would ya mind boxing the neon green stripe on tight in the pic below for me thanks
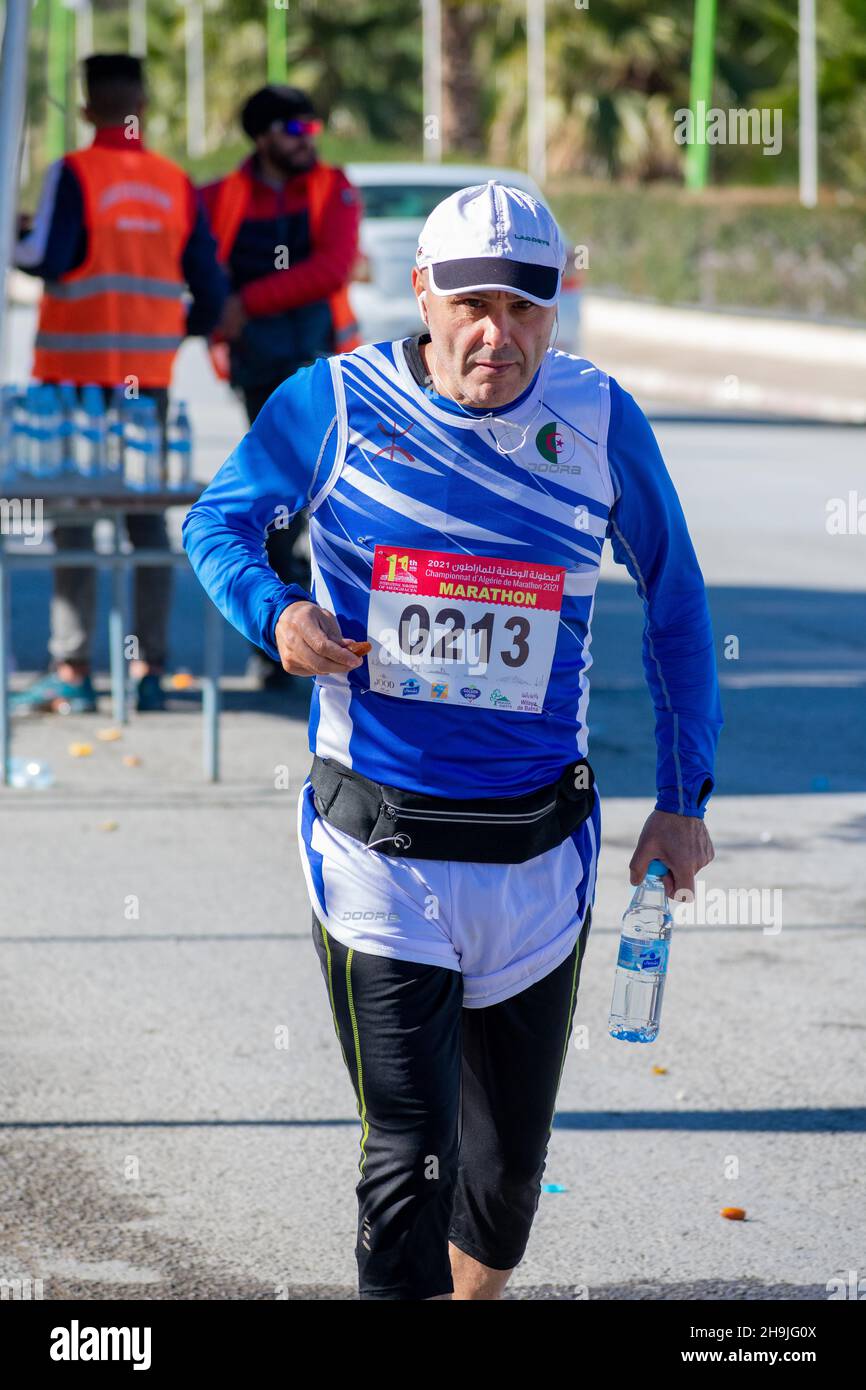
[548,934,583,1140]
[345,949,370,1176]
[320,920,351,1075]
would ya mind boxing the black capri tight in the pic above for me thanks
[311,904,592,1299]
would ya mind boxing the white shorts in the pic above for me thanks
[296,778,601,1009]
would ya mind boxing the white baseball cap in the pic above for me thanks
[415,179,567,307]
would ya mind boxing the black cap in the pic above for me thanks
[83,53,145,91]
[241,85,316,139]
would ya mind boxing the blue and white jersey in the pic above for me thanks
[182,338,723,817]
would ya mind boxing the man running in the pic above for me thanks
[182,180,723,1301]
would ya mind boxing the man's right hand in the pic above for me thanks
[274,601,364,677]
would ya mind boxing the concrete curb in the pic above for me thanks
[584,294,866,368]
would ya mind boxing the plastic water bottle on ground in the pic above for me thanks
[8,757,55,789]
[166,399,193,490]
[609,859,673,1044]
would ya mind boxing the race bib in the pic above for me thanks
[365,545,565,714]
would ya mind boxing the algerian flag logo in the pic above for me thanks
[535,421,575,464]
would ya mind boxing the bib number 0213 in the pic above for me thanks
[390,603,530,669]
[365,544,565,713]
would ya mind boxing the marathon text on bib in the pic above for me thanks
[366,545,565,714]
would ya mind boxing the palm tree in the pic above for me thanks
[440,0,489,156]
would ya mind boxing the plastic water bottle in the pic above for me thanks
[140,396,163,489]
[124,399,144,489]
[0,384,17,479]
[77,383,107,477]
[7,757,55,790]
[25,386,52,478]
[41,384,64,477]
[166,399,192,490]
[124,397,160,489]
[10,389,30,474]
[106,386,126,478]
[24,385,44,475]
[609,859,673,1043]
[58,382,78,474]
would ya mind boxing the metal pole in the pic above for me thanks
[184,0,206,159]
[798,0,818,208]
[46,0,73,162]
[109,516,128,725]
[0,0,32,378]
[0,538,10,785]
[684,0,717,191]
[129,0,147,57]
[202,597,221,782]
[73,0,93,147]
[526,0,546,186]
[267,2,288,85]
[421,0,442,163]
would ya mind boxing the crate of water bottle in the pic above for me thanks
[0,382,193,492]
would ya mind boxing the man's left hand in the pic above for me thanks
[629,809,714,904]
[217,293,248,342]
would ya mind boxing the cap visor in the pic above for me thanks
[427,256,559,306]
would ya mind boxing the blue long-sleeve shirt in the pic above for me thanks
[182,339,723,816]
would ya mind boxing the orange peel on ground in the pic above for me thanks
[721,1207,747,1220]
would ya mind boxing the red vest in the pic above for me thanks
[208,161,362,378]
[33,145,191,387]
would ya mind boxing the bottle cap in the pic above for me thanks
[647,859,669,877]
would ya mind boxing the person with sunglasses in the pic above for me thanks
[200,85,362,689]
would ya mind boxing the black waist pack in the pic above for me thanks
[308,753,595,864]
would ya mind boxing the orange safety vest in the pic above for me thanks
[33,145,191,388]
[207,160,361,379]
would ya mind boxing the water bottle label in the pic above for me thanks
[616,935,669,975]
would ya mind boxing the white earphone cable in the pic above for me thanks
[421,300,559,456]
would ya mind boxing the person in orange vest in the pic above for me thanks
[201,85,361,689]
[13,53,226,714]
